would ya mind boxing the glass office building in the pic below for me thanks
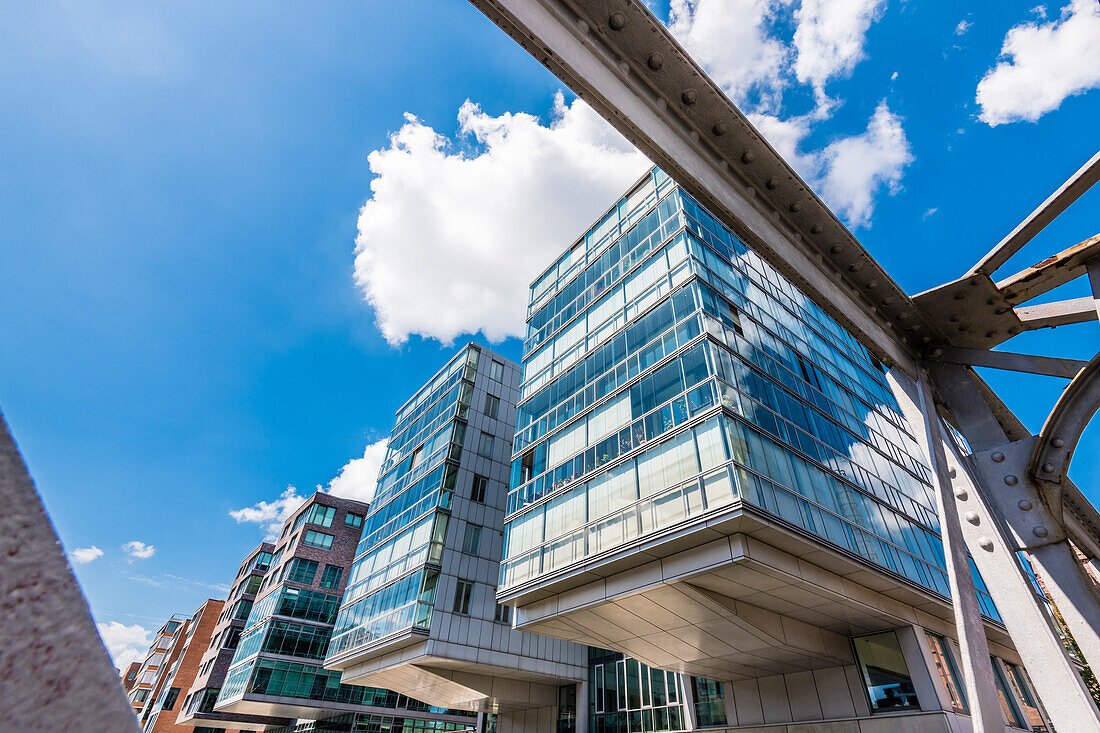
[497,169,1041,731]
[325,345,586,721]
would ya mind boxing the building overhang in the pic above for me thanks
[500,504,1009,680]
[175,709,290,732]
[214,694,477,727]
[325,626,429,673]
[335,639,586,713]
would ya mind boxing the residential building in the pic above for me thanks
[324,344,587,730]
[177,542,288,731]
[123,661,142,693]
[199,491,478,732]
[141,598,224,733]
[497,168,1052,731]
[128,616,190,719]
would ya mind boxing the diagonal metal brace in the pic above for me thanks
[1031,351,1100,486]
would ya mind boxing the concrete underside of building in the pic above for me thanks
[332,638,581,712]
[501,504,1011,682]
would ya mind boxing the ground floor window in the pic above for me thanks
[853,631,920,712]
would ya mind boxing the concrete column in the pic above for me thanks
[576,679,588,733]
[896,625,952,713]
[679,672,698,730]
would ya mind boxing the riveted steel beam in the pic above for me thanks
[996,233,1100,305]
[1031,352,1100,487]
[1015,296,1098,330]
[466,0,929,373]
[970,150,1100,277]
[930,344,1087,379]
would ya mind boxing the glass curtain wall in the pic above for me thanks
[502,168,999,620]
[588,649,687,733]
[328,347,480,659]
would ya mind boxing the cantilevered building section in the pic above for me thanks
[500,169,1050,731]
[325,344,587,725]
[129,615,190,720]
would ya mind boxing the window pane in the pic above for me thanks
[852,631,919,711]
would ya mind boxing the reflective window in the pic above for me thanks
[485,394,500,420]
[589,650,685,733]
[691,677,727,727]
[453,580,473,615]
[283,558,318,585]
[925,632,966,712]
[494,603,512,625]
[303,530,333,550]
[345,512,364,528]
[1003,661,1048,732]
[319,564,343,590]
[992,658,1026,728]
[489,360,505,382]
[462,525,482,556]
[478,432,495,459]
[470,475,487,503]
[853,631,920,712]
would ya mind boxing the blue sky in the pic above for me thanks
[0,0,1097,665]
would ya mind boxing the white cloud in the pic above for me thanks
[326,439,388,504]
[955,19,973,35]
[923,207,938,219]
[70,545,104,565]
[121,540,155,560]
[668,0,792,108]
[793,0,888,104]
[817,101,912,228]
[97,621,152,668]
[228,485,306,540]
[977,0,1100,125]
[353,94,648,346]
[750,102,911,229]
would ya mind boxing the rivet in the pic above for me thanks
[931,348,944,358]
[713,121,728,136]
[647,53,664,71]
[949,469,957,480]
[656,98,667,111]
[922,336,932,343]
[577,18,590,34]
[985,330,997,338]
[978,536,994,551]
[995,306,1009,315]
[745,186,755,197]
[949,315,960,323]
[830,244,845,254]
[954,487,968,500]
[898,312,910,320]
[991,452,1005,463]
[608,11,626,30]
[766,177,779,190]
[790,201,804,213]
[958,324,969,332]
[954,292,966,300]
[741,150,756,163]
[882,297,894,306]
[1040,463,1055,475]
[848,262,863,272]
[681,89,698,105]
[810,224,824,234]
[1004,475,1018,486]
[965,511,980,525]
[866,281,879,290]
[689,130,699,142]
[1051,437,1065,448]
[618,60,630,74]
[1018,499,1033,511]
[969,277,981,286]
[1033,525,1049,539]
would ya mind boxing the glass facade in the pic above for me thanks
[852,631,919,712]
[588,649,687,733]
[328,346,483,660]
[502,168,999,620]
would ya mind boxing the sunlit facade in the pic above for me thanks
[325,345,586,726]
[498,169,1046,731]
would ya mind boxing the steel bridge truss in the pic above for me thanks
[464,0,1100,729]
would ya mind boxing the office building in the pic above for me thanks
[324,344,587,731]
[140,599,224,733]
[497,168,1050,731]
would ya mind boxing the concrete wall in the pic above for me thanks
[0,409,141,731]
